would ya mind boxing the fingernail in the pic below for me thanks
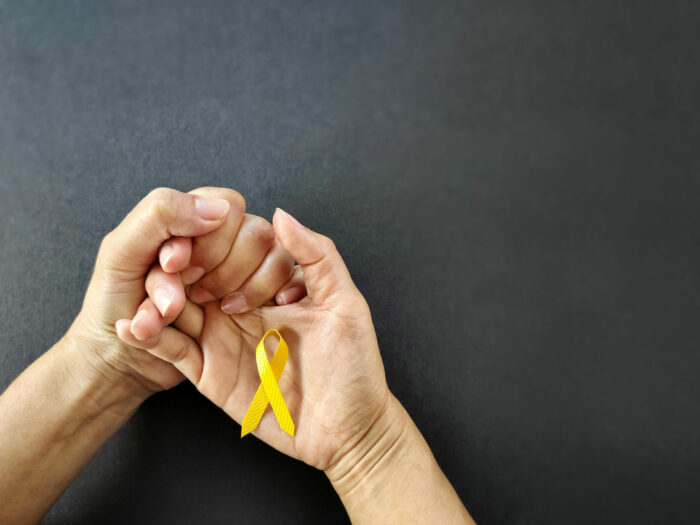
[160,242,175,268]
[189,285,215,303]
[196,197,230,220]
[153,286,175,316]
[132,309,148,325]
[276,286,301,306]
[276,207,303,228]
[181,265,206,285]
[221,292,248,314]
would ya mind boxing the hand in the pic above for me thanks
[72,186,296,399]
[68,187,236,401]
[0,186,303,524]
[115,204,473,524]
[1,187,470,524]
[117,185,306,358]
[117,208,393,471]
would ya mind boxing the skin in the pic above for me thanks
[124,187,305,344]
[0,187,292,523]
[0,188,473,524]
[122,207,474,524]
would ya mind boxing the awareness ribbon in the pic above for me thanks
[240,329,295,438]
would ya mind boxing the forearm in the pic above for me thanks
[326,395,474,524]
[0,332,147,524]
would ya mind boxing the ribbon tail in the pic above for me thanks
[260,369,295,437]
[240,383,268,437]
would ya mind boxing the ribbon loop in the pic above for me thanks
[241,329,295,437]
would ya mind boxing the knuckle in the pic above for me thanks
[198,264,230,292]
[169,338,191,365]
[240,215,275,248]
[145,187,175,221]
[202,270,226,292]
[222,190,246,224]
[144,265,162,290]
[228,190,246,213]
[146,186,172,202]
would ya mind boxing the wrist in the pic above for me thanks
[325,395,474,524]
[325,393,411,498]
[59,320,151,418]
[0,328,146,524]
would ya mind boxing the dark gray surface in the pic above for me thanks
[1,1,699,523]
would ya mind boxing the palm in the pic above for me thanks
[192,297,389,469]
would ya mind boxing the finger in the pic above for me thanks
[159,236,192,273]
[173,299,205,341]
[116,319,203,385]
[98,187,230,278]
[274,265,307,305]
[220,239,295,314]
[189,214,275,303]
[272,208,357,304]
[128,298,164,341]
[145,264,186,319]
[180,187,247,285]
[129,265,188,341]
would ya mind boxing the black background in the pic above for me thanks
[1,1,699,523]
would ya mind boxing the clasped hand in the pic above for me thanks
[75,187,392,473]
[0,186,472,524]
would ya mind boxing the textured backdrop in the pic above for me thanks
[1,1,699,523]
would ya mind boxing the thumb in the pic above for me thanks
[272,208,356,304]
[98,187,229,278]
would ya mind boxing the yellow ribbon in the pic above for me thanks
[240,329,295,438]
